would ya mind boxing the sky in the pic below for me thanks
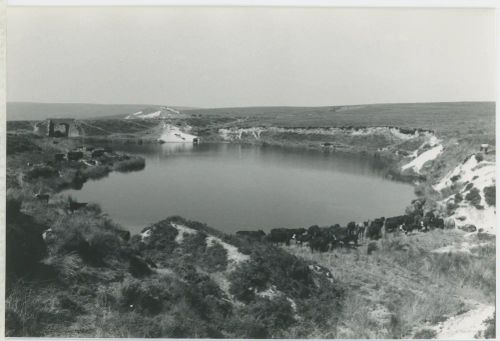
[6,7,496,107]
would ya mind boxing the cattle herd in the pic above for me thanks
[236,211,446,253]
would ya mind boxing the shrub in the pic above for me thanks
[484,185,495,206]
[413,328,437,339]
[454,192,463,203]
[81,165,110,180]
[465,187,482,208]
[247,296,296,330]
[113,157,145,172]
[483,313,495,339]
[203,241,228,272]
[25,165,59,179]
[450,175,461,182]
[475,153,484,162]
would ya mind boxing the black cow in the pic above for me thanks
[366,217,385,240]
[385,215,411,233]
[432,218,445,229]
[292,231,311,246]
[330,223,360,248]
[236,230,266,241]
[309,231,331,252]
[308,225,321,238]
[266,228,292,245]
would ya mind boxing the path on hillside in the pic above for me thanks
[433,300,494,339]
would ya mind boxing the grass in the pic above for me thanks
[285,229,495,338]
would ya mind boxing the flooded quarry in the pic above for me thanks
[64,143,415,234]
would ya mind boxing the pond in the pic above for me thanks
[64,143,415,234]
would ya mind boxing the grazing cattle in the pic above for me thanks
[68,201,88,212]
[480,144,489,154]
[293,231,311,246]
[366,217,385,240]
[357,222,366,242]
[432,218,445,229]
[307,225,321,238]
[236,230,266,241]
[34,193,50,203]
[309,231,331,253]
[266,228,292,245]
[385,215,411,233]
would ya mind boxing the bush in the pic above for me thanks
[203,241,228,272]
[81,165,110,180]
[465,187,482,208]
[475,153,484,162]
[413,328,437,339]
[48,211,124,266]
[450,175,461,182]
[25,165,59,179]
[484,185,495,206]
[483,312,495,339]
[454,192,463,203]
[112,157,145,172]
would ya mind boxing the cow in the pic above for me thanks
[266,228,292,245]
[366,217,385,240]
[307,225,321,238]
[422,212,435,232]
[236,230,266,241]
[385,215,411,233]
[432,218,445,229]
[292,231,311,246]
[309,230,331,253]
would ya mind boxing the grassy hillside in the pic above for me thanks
[185,102,495,137]
[286,229,495,338]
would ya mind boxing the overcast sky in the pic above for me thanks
[6,7,496,107]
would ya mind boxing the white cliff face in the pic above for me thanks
[401,144,443,173]
[434,155,496,233]
[218,126,425,141]
[125,107,184,120]
[158,123,198,143]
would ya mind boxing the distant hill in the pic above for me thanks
[184,101,495,136]
[6,102,196,121]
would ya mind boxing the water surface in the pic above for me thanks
[64,143,415,234]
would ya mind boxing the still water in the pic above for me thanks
[64,143,415,234]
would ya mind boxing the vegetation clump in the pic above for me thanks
[465,187,482,208]
[112,157,145,172]
[483,185,495,206]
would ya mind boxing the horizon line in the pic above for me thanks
[7,99,496,110]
